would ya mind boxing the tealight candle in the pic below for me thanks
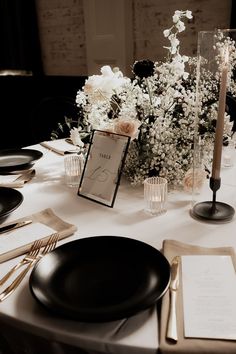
[222,140,235,167]
[144,177,167,216]
[64,155,84,188]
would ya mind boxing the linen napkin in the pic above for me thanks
[0,169,35,188]
[0,208,77,263]
[40,139,79,156]
[159,239,236,354]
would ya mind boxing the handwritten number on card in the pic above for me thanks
[78,130,130,207]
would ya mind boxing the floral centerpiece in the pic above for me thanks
[52,10,236,189]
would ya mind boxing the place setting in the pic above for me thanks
[28,235,171,323]
[0,213,171,326]
[2,227,236,354]
[0,148,43,199]
[0,208,77,263]
[0,169,35,188]
[159,239,236,354]
[0,148,43,173]
[0,208,78,302]
[0,233,59,302]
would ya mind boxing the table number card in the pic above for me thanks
[78,130,130,207]
[182,255,236,340]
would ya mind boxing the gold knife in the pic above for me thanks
[166,256,180,342]
[0,220,32,234]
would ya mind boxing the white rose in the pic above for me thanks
[84,65,128,101]
[70,127,84,147]
[100,65,114,76]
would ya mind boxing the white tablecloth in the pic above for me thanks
[0,142,236,354]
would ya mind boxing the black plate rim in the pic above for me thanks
[29,235,170,322]
[0,187,24,218]
[0,148,43,172]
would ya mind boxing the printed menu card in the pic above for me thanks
[182,255,236,340]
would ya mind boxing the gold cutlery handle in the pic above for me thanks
[0,220,32,235]
[166,289,178,342]
[0,238,42,285]
[0,233,59,302]
[0,182,24,188]
[0,260,28,286]
[0,259,37,302]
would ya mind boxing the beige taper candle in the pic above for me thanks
[211,49,229,180]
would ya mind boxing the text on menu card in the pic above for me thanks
[182,255,236,340]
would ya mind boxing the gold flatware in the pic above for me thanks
[166,256,180,342]
[39,233,59,257]
[0,233,59,302]
[65,138,73,145]
[0,220,32,235]
[0,169,35,188]
[0,239,43,286]
[64,150,80,155]
[14,169,35,183]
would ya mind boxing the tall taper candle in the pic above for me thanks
[211,49,229,180]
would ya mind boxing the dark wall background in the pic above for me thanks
[231,0,236,28]
[0,76,86,149]
[0,0,86,150]
[0,0,42,74]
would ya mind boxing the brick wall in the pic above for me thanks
[133,0,232,61]
[36,0,232,75]
[36,0,87,75]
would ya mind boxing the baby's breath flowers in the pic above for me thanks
[163,10,193,56]
[54,10,236,188]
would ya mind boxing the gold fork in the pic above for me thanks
[39,233,59,258]
[0,239,43,286]
[0,233,59,302]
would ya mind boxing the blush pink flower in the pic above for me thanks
[113,118,140,140]
[183,168,207,193]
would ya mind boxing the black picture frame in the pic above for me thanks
[78,130,130,207]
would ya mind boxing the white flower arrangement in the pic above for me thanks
[52,10,236,188]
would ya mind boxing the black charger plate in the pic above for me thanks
[29,236,170,322]
[0,187,23,219]
[0,149,43,173]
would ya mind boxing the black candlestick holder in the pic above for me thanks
[191,177,235,222]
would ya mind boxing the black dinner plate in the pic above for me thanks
[0,149,43,173]
[0,187,23,219]
[29,236,170,322]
